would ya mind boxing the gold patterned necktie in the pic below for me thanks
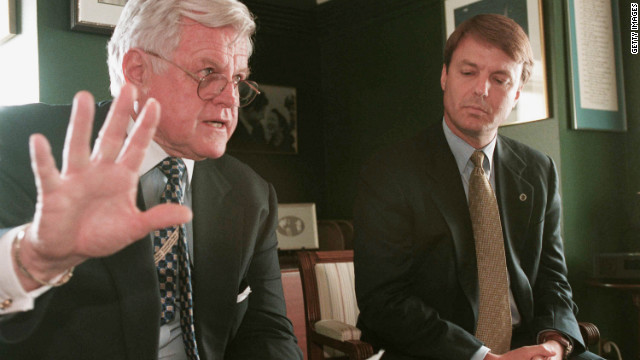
[468,150,512,354]
[153,157,200,359]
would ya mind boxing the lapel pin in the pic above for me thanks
[519,193,527,201]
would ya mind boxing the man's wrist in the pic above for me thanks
[12,224,74,290]
[538,331,573,359]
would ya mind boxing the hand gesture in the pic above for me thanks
[16,84,192,291]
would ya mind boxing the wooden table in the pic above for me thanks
[588,280,640,359]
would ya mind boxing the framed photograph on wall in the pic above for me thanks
[566,0,626,131]
[228,84,298,154]
[276,203,319,250]
[71,0,125,35]
[443,0,549,126]
[1,0,16,44]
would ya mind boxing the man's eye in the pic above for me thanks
[199,67,216,77]
[232,74,244,84]
[494,77,509,85]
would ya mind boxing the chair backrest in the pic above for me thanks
[297,250,359,358]
[317,220,346,250]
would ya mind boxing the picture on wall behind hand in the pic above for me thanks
[228,84,298,154]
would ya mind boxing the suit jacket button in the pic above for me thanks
[519,193,527,201]
[0,299,13,310]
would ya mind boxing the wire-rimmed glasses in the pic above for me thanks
[143,51,260,108]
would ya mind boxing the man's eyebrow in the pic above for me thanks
[459,60,478,68]
[237,67,251,76]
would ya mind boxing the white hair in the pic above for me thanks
[107,0,256,97]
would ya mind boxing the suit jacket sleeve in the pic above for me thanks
[0,104,70,339]
[224,183,303,360]
[354,153,482,360]
[527,156,584,351]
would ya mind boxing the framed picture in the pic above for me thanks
[70,0,125,35]
[566,0,627,131]
[228,84,298,154]
[443,0,549,126]
[0,0,16,44]
[276,203,319,251]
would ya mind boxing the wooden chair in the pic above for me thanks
[297,250,601,360]
[317,220,346,251]
[297,250,373,360]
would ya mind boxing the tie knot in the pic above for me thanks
[471,150,485,169]
[159,157,186,180]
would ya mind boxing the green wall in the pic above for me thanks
[37,0,111,103]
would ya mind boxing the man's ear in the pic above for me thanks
[440,64,448,91]
[122,49,149,89]
[512,84,522,108]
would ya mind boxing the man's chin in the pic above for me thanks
[199,144,228,160]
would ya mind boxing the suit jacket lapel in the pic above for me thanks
[494,137,535,318]
[421,126,479,318]
[100,185,160,359]
[191,159,241,355]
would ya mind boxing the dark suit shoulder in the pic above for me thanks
[362,128,431,174]
[497,134,556,173]
[195,153,272,205]
[0,102,111,162]
[212,154,268,185]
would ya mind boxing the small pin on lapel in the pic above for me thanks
[519,193,527,201]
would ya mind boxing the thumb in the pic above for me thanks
[140,203,193,233]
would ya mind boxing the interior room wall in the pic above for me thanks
[37,0,111,103]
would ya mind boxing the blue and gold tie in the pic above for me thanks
[153,157,200,359]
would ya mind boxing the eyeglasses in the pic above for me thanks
[143,51,260,108]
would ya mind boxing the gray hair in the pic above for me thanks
[107,0,256,97]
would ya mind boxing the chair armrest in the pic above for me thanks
[309,330,374,360]
[314,319,362,341]
[578,322,600,346]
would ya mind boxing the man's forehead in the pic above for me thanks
[178,21,251,56]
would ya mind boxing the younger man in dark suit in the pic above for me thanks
[354,14,602,360]
[0,0,302,359]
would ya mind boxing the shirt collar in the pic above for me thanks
[442,118,497,176]
[128,120,195,183]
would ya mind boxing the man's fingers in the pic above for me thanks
[30,134,61,194]
[62,91,95,174]
[91,84,139,163]
[117,98,161,170]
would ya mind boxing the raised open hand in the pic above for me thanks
[17,84,192,290]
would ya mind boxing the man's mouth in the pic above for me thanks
[204,120,225,128]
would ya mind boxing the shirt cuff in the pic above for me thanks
[537,329,573,346]
[471,346,490,360]
[0,226,53,315]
